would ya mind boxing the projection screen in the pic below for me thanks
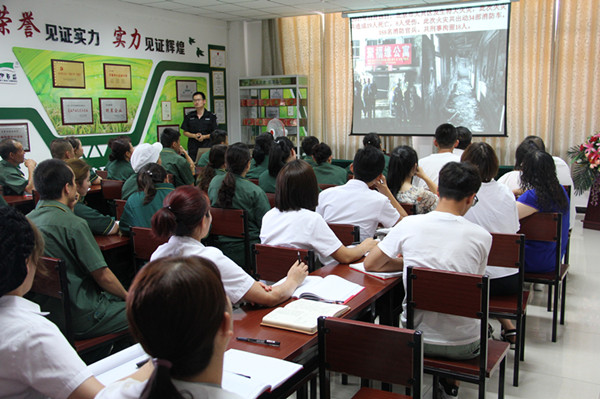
[349,1,511,136]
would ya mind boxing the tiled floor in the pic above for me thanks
[324,213,600,399]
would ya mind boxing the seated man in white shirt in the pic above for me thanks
[364,161,492,399]
[414,123,461,189]
[316,146,405,242]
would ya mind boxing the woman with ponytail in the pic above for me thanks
[246,133,273,179]
[119,163,174,235]
[311,143,347,186]
[197,144,226,192]
[207,143,270,269]
[150,186,307,306]
[258,136,296,193]
[105,137,135,181]
[95,256,242,399]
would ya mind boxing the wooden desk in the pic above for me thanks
[94,234,130,251]
[4,194,34,207]
[230,264,401,398]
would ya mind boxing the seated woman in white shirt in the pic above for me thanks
[461,142,520,347]
[150,185,307,306]
[0,206,103,399]
[387,145,438,214]
[260,159,377,266]
[95,256,242,399]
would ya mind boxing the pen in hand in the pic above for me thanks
[297,251,302,263]
[236,337,280,347]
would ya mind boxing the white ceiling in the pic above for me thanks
[117,0,470,22]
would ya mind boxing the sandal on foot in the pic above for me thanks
[439,378,459,397]
[500,329,517,350]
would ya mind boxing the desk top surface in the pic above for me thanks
[229,263,400,361]
[94,234,130,251]
[4,194,34,206]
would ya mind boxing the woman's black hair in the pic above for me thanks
[363,132,382,150]
[312,143,332,165]
[198,144,227,192]
[129,256,226,399]
[514,140,538,170]
[275,159,319,211]
[520,150,568,212]
[108,137,132,162]
[137,163,168,205]
[252,133,274,166]
[217,143,251,208]
[268,136,295,178]
[387,145,418,197]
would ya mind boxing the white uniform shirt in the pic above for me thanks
[316,179,400,242]
[464,180,520,279]
[260,208,343,266]
[0,295,92,399]
[414,152,461,189]
[96,378,242,399]
[151,236,254,304]
[378,211,492,346]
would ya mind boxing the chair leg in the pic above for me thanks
[432,375,440,399]
[513,316,521,387]
[520,314,526,361]
[478,374,486,399]
[547,284,552,311]
[552,282,559,342]
[498,357,506,399]
[560,275,567,325]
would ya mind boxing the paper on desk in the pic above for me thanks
[88,344,148,385]
[349,262,402,280]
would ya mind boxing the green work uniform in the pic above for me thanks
[160,148,194,187]
[196,149,211,167]
[106,159,135,181]
[0,194,7,206]
[74,197,116,235]
[258,169,277,193]
[27,200,127,339]
[89,168,100,184]
[313,162,347,186]
[119,182,175,235]
[0,159,28,195]
[303,155,317,167]
[208,173,271,269]
[121,173,138,200]
[246,155,269,180]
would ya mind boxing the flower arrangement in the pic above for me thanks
[568,132,600,205]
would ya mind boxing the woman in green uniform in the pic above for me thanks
[105,138,135,181]
[258,136,296,193]
[311,143,347,186]
[246,133,273,179]
[208,143,271,269]
[119,163,175,235]
[197,144,227,192]
[66,159,118,235]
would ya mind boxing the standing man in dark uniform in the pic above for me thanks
[181,91,218,162]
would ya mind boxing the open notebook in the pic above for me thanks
[349,262,403,280]
[276,274,364,304]
[88,344,302,399]
[261,298,350,334]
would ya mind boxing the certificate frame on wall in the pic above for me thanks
[212,70,225,96]
[0,123,30,151]
[157,124,179,142]
[183,106,195,119]
[161,101,172,121]
[99,98,128,124]
[61,98,93,125]
[176,80,197,102]
[52,59,85,89]
[103,63,132,90]
[209,49,226,68]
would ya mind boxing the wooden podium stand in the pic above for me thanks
[583,191,600,230]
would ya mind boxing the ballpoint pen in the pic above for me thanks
[297,250,302,263]
[236,337,280,347]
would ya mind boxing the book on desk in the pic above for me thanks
[88,344,303,399]
[261,298,350,334]
[349,262,403,280]
[277,274,364,304]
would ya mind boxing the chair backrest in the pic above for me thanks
[96,170,108,179]
[115,199,126,220]
[400,202,416,216]
[253,243,315,282]
[101,179,124,200]
[131,227,168,262]
[249,178,259,186]
[318,183,337,191]
[209,207,251,272]
[517,212,561,243]
[488,233,525,270]
[318,317,423,399]
[266,192,276,208]
[327,223,360,246]
[30,256,75,344]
